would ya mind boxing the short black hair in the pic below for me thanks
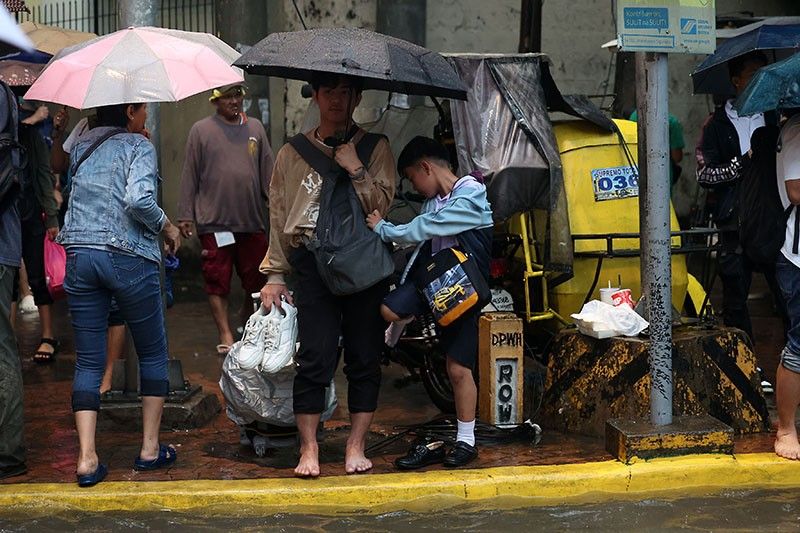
[96,103,144,128]
[728,51,768,79]
[310,72,363,93]
[397,136,451,175]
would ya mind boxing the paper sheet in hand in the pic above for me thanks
[214,231,235,247]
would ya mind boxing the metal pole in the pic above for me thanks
[118,0,163,396]
[518,0,543,53]
[377,0,426,45]
[118,0,161,153]
[635,51,672,426]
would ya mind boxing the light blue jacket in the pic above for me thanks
[57,127,166,263]
[373,176,493,245]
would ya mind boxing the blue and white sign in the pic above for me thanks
[591,166,639,201]
[617,1,715,54]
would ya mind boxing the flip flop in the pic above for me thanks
[134,444,177,471]
[33,338,60,364]
[77,463,107,487]
[216,344,231,355]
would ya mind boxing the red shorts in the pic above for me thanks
[199,232,268,296]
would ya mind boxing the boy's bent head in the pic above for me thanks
[397,136,453,198]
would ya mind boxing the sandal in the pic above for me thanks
[33,338,60,364]
[77,463,107,488]
[134,443,177,471]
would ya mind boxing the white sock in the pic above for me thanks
[456,419,476,447]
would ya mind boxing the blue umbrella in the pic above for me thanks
[692,23,800,94]
[734,52,800,116]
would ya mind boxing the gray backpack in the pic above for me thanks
[288,132,393,295]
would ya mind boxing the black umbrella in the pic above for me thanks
[235,27,468,101]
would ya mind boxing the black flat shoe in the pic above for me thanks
[443,441,478,468]
[394,440,446,470]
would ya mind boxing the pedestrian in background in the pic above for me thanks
[0,80,27,480]
[177,84,273,355]
[695,51,786,343]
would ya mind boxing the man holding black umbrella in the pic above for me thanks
[260,73,396,477]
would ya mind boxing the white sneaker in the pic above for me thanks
[19,295,37,314]
[260,301,298,374]
[236,307,273,370]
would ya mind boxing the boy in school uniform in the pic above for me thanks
[366,136,493,468]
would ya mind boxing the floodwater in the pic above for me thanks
[1,488,799,532]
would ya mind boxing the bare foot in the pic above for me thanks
[294,443,320,478]
[76,453,99,476]
[345,444,373,474]
[775,430,800,460]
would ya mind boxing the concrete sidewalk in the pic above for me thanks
[0,274,791,513]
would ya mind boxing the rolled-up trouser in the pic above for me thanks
[0,264,25,469]
[289,247,388,414]
[65,248,168,412]
[776,254,800,374]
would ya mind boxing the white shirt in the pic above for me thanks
[61,117,90,154]
[777,114,800,268]
[725,99,765,156]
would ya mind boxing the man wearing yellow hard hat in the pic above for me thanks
[177,83,274,355]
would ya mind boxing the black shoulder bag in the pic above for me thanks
[288,132,394,295]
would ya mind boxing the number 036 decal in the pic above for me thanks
[590,166,639,201]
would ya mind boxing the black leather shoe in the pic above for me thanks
[443,441,478,468]
[394,440,446,470]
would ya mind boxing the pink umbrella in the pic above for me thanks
[24,26,243,109]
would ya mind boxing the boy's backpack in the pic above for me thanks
[0,82,26,210]
[288,131,394,295]
[738,125,794,264]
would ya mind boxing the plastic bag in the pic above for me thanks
[220,345,337,427]
[43,236,66,300]
[571,300,649,339]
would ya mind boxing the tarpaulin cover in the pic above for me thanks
[448,54,614,281]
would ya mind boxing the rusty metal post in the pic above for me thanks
[635,51,672,426]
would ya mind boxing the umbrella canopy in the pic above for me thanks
[734,52,800,115]
[24,26,243,109]
[2,0,29,13]
[0,5,34,55]
[0,59,44,86]
[235,27,467,100]
[692,23,800,95]
[18,21,96,56]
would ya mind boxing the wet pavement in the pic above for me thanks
[1,269,788,485]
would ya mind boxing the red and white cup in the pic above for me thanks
[611,288,635,309]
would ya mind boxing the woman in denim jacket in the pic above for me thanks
[57,103,181,487]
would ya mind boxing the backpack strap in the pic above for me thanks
[792,205,800,255]
[288,133,339,181]
[288,131,387,181]
[69,127,127,177]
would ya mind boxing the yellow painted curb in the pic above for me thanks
[1,453,800,515]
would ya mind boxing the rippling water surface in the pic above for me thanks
[1,489,800,532]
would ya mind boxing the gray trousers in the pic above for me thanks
[0,264,25,468]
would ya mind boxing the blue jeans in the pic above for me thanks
[64,248,168,411]
[776,254,800,374]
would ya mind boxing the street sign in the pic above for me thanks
[617,0,715,54]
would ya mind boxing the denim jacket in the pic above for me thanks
[57,127,166,263]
